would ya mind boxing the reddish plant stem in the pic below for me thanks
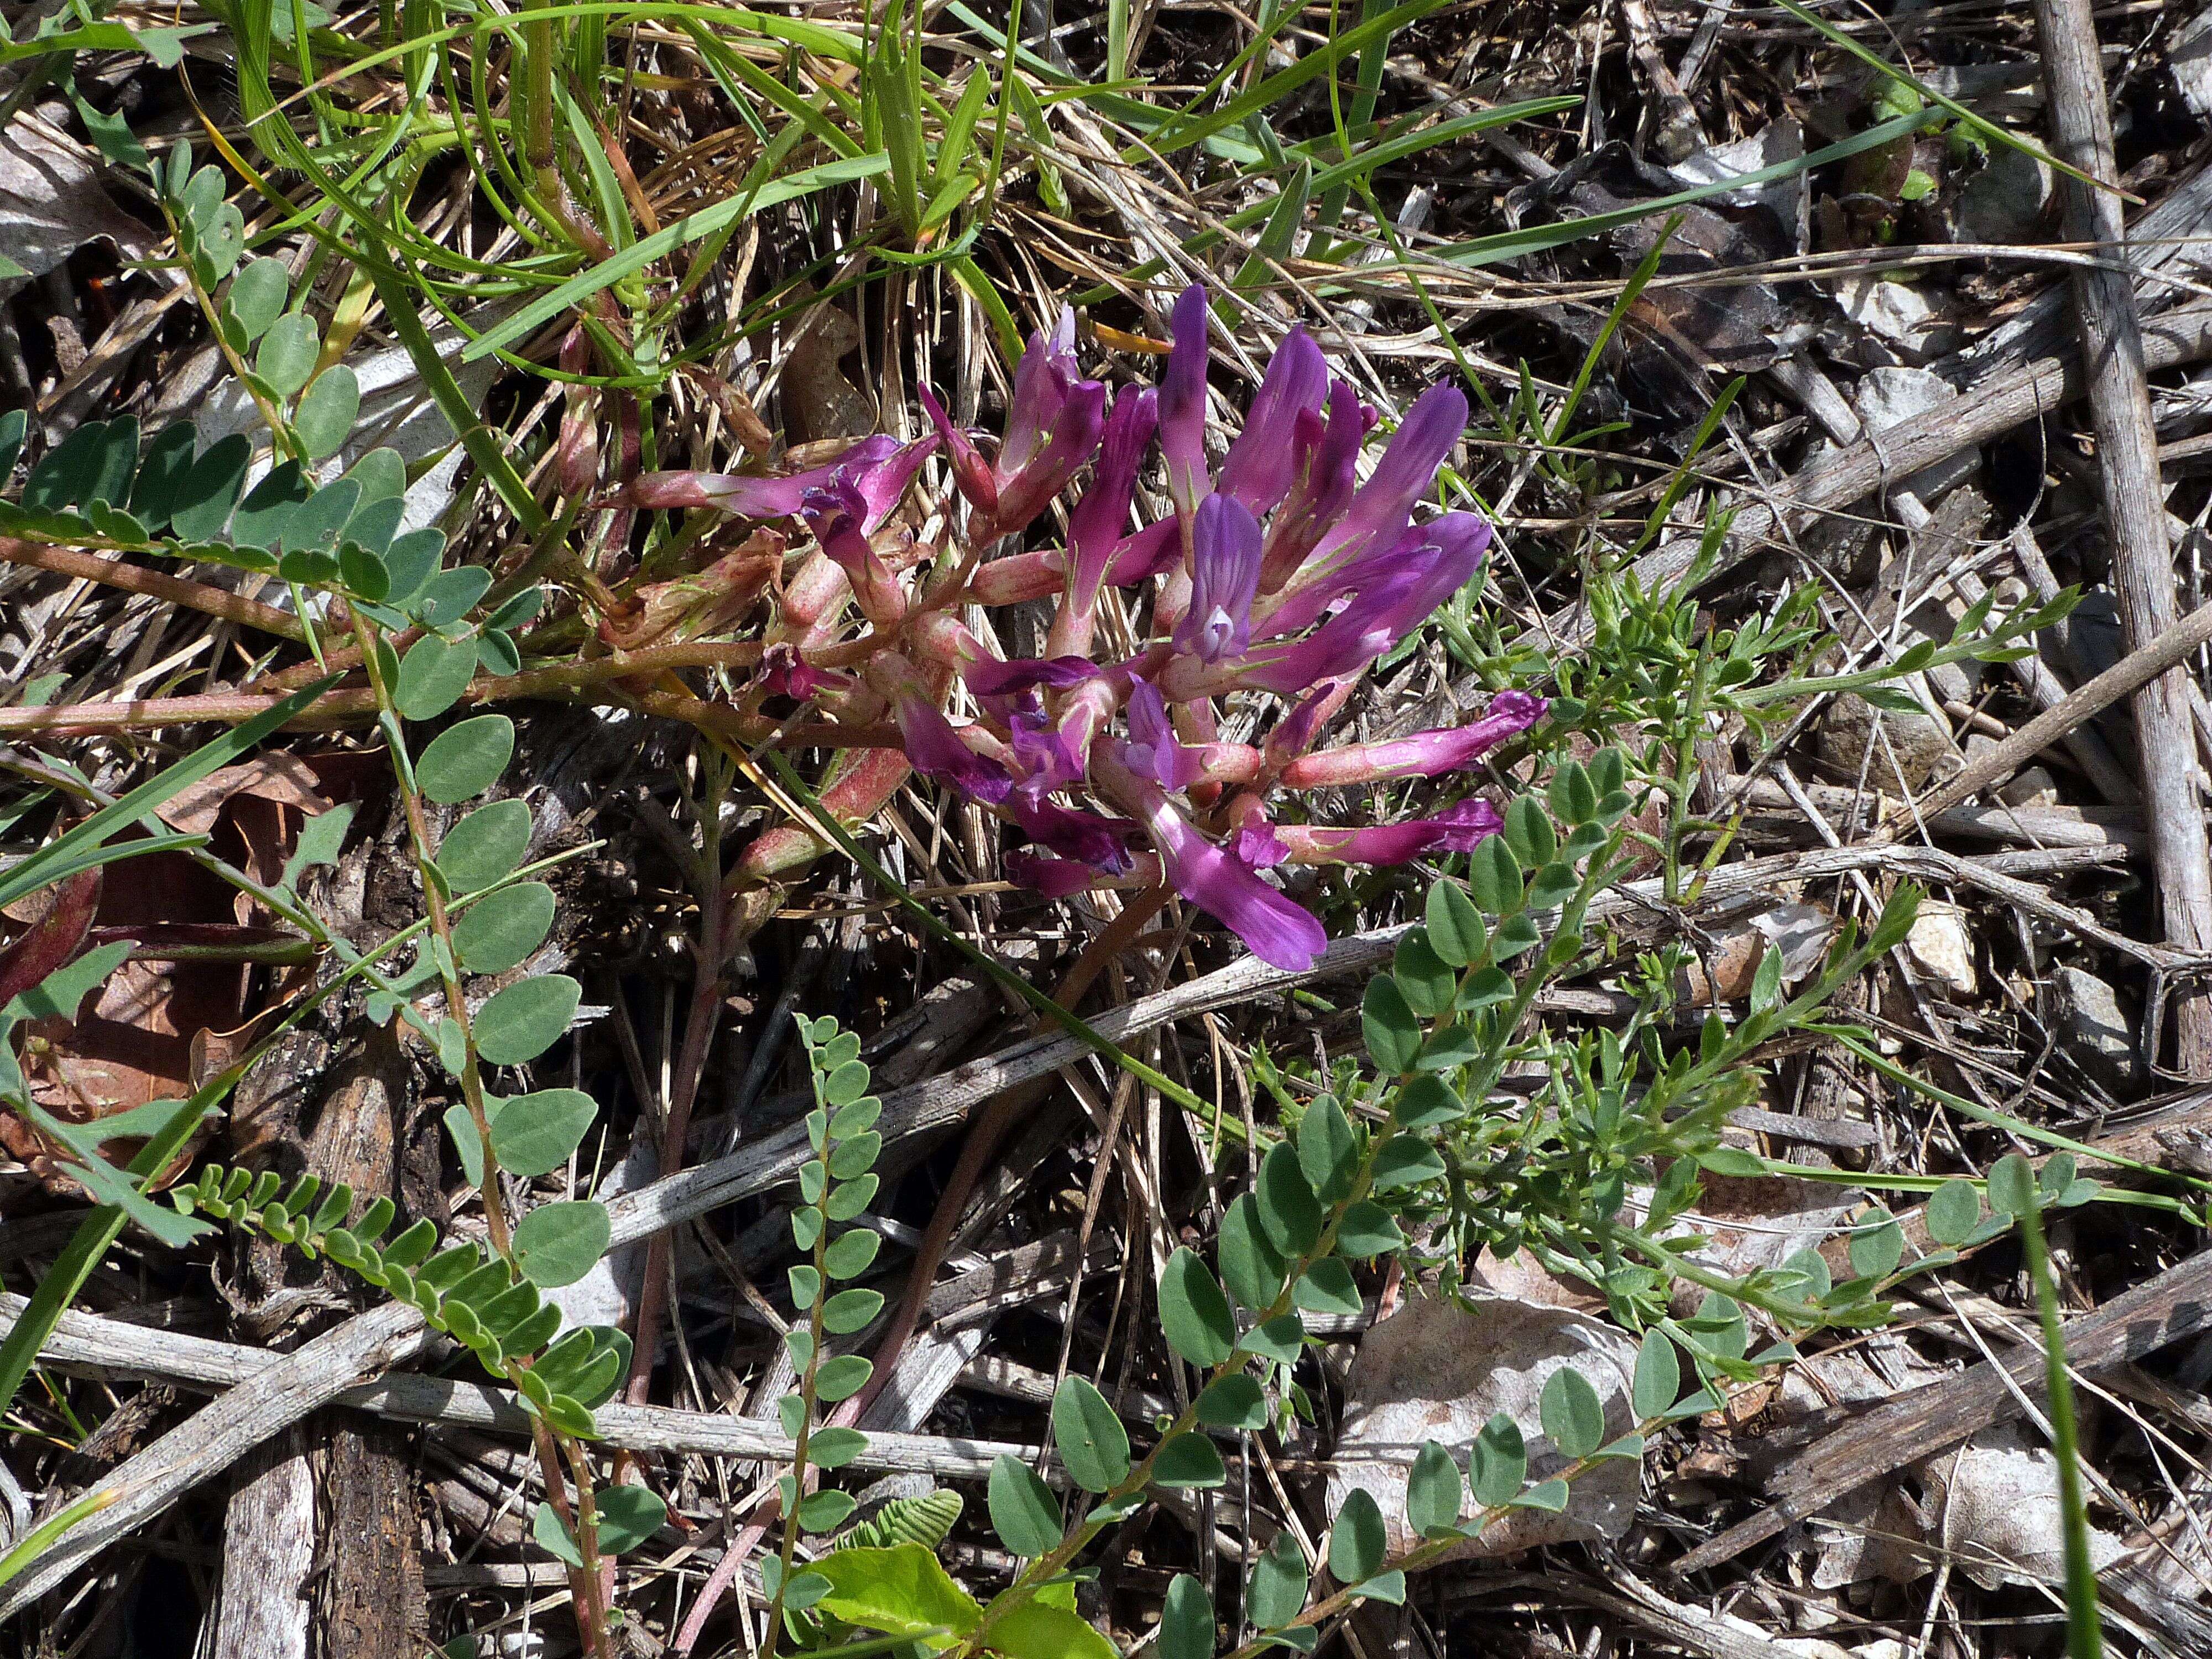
[0,539,309,641]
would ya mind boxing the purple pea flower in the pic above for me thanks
[800,478,906,626]
[1279,799,1506,866]
[1098,749,1327,972]
[1013,797,1137,874]
[1063,385,1160,633]
[1233,814,1291,871]
[1158,285,1213,517]
[1280,690,1546,788]
[964,654,1101,704]
[922,309,1109,536]
[1172,494,1263,665]
[758,643,854,701]
[627,432,935,526]
[894,693,1013,804]
[1008,702,1087,801]
[1005,852,1100,898]
[1276,382,1468,598]
[1260,383,1368,589]
[1123,677,1207,791]
[1219,326,1328,519]
[1217,513,1492,698]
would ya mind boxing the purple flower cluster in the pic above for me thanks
[633,286,1545,971]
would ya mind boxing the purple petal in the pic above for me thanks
[896,695,1014,804]
[919,385,998,516]
[964,655,1102,701]
[850,433,940,531]
[1122,677,1207,790]
[1220,327,1328,518]
[1009,704,1087,801]
[1172,494,1263,665]
[1280,689,1545,788]
[1234,816,1290,871]
[1067,386,1159,616]
[1236,513,1492,695]
[1283,799,1506,866]
[1287,382,1468,591]
[1104,518,1183,586]
[1261,383,1366,586]
[1001,309,1081,479]
[1146,797,1326,971]
[799,478,904,622]
[1005,852,1099,898]
[1014,797,1137,874]
[1158,284,1213,515]
[992,375,1108,534]
[758,643,853,701]
[623,434,902,518]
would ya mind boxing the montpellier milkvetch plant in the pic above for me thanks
[628,284,1547,966]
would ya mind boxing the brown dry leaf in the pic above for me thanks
[1328,1288,1640,1559]
[1932,1425,2125,1590]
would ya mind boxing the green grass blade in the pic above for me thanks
[2012,1170,2107,1659]
[464,153,890,361]
[0,677,336,912]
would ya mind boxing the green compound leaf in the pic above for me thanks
[415,714,514,805]
[255,311,319,397]
[593,1486,666,1556]
[1292,1260,1363,1317]
[813,1354,874,1402]
[986,1455,1062,1557]
[1391,930,1454,1018]
[1406,1441,1463,1537]
[821,1287,885,1335]
[488,1088,598,1178]
[806,1426,869,1469]
[452,882,555,975]
[1160,1574,1215,1659]
[396,631,479,721]
[1540,1367,1606,1460]
[1470,1412,1527,1506]
[1333,1201,1405,1259]
[1295,1094,1357,1203]
[294,366,360,461]
[1425,879,1486,966]
[435,799,533,892]
[511,1200,609,1288]
[473,974,580,1066]
[1632,1331,1681,1421]
[1327,1488,1386,1584]
[225,257,289,343]
[823,1227,881,1280]
[1361,975,1421,1076]
[1218,1194,1287,1312]
[1254,1142,1322,1255]
[1368,1135,1446,1192]
[982,1599,1119,1659]
[1926,1178,1982,1245]
[1196,1374,1268,1430]
[1246,1530,1308,1631]
[1050,1374,1130,1494]
[798,1490,857,1533]
[1151,1432,1227,1489]
[1158,1246,1236,1368]
[531,1500,584,1567]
